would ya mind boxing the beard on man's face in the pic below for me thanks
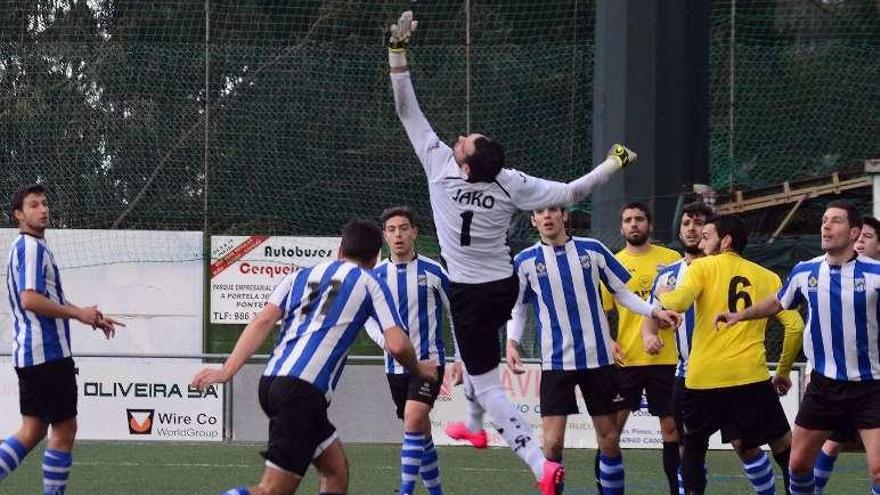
[626,231,649,246]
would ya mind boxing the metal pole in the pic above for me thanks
[728,0,736,191]
[465,0,472,134]
[203,0,212,356]
[568,0,579,171]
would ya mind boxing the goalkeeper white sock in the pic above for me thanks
[462,372,486,433]
[469,368,545,479]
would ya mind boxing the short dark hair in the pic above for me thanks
[339,219,384,264]
[379,206,418,229]
[10,183,47,226]
[708,215,748,254]
[862,216,880,235]
[681,201,714,222]
[466,137,505,182]
[620,201,652,224]
[826,199,863,229]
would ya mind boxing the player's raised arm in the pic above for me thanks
[388,11,448,172]
[192,302,282,389]
[506,144,638,212]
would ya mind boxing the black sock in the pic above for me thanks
[682,435,709,495]
[594,450,603,494]
[663,441,682,495]
[772,447,791,495]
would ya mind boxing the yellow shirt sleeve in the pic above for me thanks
[601,285,615,312]
[775,309,805,377]
[658,258,705,313]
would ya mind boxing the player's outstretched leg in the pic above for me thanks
[0,435,28,482]
[444,372,488,449]
[467,368,564,494]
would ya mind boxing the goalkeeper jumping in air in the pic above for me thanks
[387,10,644,495]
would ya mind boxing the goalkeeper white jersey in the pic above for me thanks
[392,71,603,284]
[263,260,402,400]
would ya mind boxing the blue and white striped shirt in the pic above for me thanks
[649,259,695,378]
[509,237,641,371]
[6,233,70,368]
[366,255,453,375]
[778,254,880,381]
[264,260,403,399]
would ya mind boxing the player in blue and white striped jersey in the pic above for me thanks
[1,184,123,494]
[364,206,461,495]
[504,206,680,495]
[716,200,880,495]
[193,220,437,495]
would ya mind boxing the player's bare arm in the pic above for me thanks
[384,324,439,383]
[192,303,283,389]
[640,315,665,355]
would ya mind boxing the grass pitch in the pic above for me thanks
[0,441,869,494]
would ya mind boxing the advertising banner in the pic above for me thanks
[210,236,340,324]
[0,358,223,442]
[431,363,801,450]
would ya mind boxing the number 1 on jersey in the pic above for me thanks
[460,211,474,246]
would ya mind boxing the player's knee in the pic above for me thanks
[596,429,621,455]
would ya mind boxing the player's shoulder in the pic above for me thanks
[514,242,542,267]
[416,254,447,276]
[856,254,880,274]
[657,258,686,277]
[789,255,825,277]
[649,244,682,262]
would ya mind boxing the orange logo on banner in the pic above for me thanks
[127,409,155,435]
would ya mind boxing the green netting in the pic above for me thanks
[2,1,878,357]
[709,0,880,190]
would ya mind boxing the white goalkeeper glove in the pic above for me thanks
[388,10,418,69]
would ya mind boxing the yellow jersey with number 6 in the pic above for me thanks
[658,251,803,389]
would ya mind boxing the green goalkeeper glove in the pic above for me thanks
[607,144,638,168]
[388,10,417,68]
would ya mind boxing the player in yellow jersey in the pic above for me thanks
[599,201,682,494]
[656,215,804,495]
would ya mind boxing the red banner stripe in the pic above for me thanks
[210,235,270,278]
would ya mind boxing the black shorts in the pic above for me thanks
[258,376,337,477]
[16,357,77,423]
[618,364,675,417]
[540,367,627,417]
[829,427,859,444]
[387,366,445,419]
[680,379,791,450]
[796,371,880,432]
[450,275,518,375]
[670,375,686,435]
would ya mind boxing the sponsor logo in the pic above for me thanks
[579,254,592,270]
[127,409,155,435]
[808,276,819,291]
[417,274,427,287]
[667,274,677,286]
[535,262,547,278]
[84,381,220,399]
[855,278,866,292]
[612,393,625,403]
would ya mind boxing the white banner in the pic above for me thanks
[0,229,204,356]
[432,363,801,450]
[1,358,224,442]
[210,235,340,324]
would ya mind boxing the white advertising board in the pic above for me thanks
[210,236,340,324]
[0,229,204,356]
[0,357,223,442]
[432,363,801,450]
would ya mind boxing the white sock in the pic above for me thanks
[462,371,486,433]
[470,367,545,479]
